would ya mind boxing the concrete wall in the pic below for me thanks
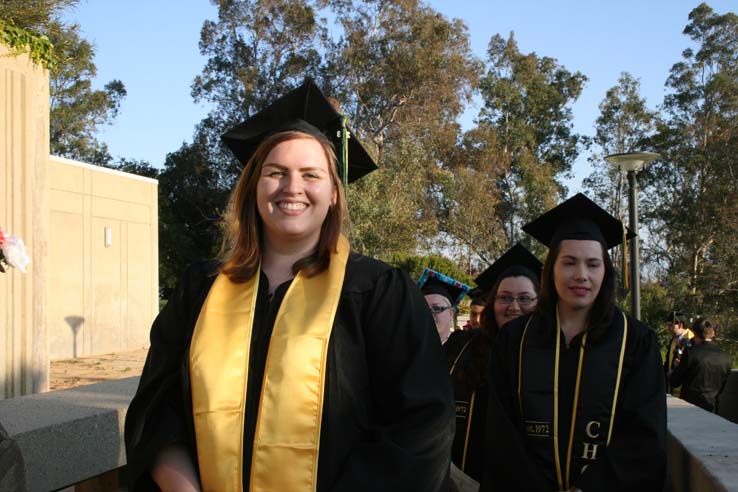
[0,44,50,397]
[0,377,135,491]
[47,156,158,359]
[666,395,738,492]
[1,380,736,492]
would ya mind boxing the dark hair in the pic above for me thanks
[692,317,715,339]
[471,296,487,307]
[666,312,687,326]
[219,129,347,282]
[537,239,616,342]
[480,265,541,340]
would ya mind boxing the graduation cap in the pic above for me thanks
[665,311,688,324]
[417,268,471,308]
[221,79,378,184]
[522,193,635,250]
[474,243,543,293]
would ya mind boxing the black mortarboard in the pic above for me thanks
[417,268,471,308]
[522,193,635,250]
[665,311,688,324]
[221,79,378,183]
[474,243,543,292]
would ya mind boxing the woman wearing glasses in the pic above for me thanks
[419,269,471,345]
[443,244,542,484]
[480,194,666,492]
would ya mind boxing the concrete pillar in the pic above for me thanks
[0,43,50,397]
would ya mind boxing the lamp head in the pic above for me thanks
[604,151,661,172]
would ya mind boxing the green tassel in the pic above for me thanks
[340,115,349,191]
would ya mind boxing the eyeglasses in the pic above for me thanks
[495,295,537,306]
[429,305,453,315]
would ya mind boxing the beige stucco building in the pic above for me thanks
[1,42,158,398]
[47,156,158,359]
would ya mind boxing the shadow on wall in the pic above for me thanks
[64,316,85,358]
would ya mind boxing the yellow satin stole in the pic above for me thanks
[189,235,349,492]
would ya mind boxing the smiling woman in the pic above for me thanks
[481,193,667,492]
[124,80,454,492]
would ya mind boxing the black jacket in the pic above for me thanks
[670,341,733,412]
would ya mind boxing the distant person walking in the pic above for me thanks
[664,311,694,396]
[670,318,733,413]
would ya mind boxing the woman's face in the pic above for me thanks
[256,137,337,248]
[493,276,538,328]
[425,293,455,344]
[553,239,605,313]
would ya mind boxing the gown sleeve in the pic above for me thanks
[479,317,550,492]
[574,322,667,492]
[124,263,214,492]
[327,268,455,492]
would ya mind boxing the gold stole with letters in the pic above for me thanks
[189,235,350,492]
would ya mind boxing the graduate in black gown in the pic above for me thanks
[124,80,454,492]
[480,193,666,492]
[444,244,541,484]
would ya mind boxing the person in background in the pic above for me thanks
[124,80,454,492]
[419,268,471,345]
[670,317,733,413]
[664,311,694,396]
[444,244,542,485]
[481,193,666,492]
[463,296,486,331]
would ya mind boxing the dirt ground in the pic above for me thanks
[50,348,149,390]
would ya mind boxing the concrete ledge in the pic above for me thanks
[0,377,138,492]
[667,395,738,492]
[0,377,736,491]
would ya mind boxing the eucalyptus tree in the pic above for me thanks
[642,3,738,328]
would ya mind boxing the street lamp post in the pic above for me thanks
[604,151,660,320]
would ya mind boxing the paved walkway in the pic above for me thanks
[50,348,148,390]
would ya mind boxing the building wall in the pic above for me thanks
[0,44,50,397]
[47,156,158,359]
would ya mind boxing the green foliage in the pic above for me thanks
[327,0,480,259]
[584,72,656,211]
[0,0,78,28]
[385,252,475,287]
[47,22,126,165]
[640,3,738,305]
[113,158,160,179]
[2,1,127,167]
[625,3,738,363]
[0,20,55,69]
[157,140,230,295]
[461,32,587,258]
[163,0,481,286]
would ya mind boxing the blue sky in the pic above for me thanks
[63,0,735,191]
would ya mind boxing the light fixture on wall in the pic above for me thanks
[104,227,113,248]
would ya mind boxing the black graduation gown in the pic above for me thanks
[479,311,666,492]
[124,254,455,492]
[443,329,491,482]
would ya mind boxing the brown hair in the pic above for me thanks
[537,239,616,342]
[219,129,347,282]
[480,266,541,340]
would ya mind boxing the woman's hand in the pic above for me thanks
[151,444,201,492]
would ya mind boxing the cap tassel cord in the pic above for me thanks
[622,220,629,290]
[340,115,349,192]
